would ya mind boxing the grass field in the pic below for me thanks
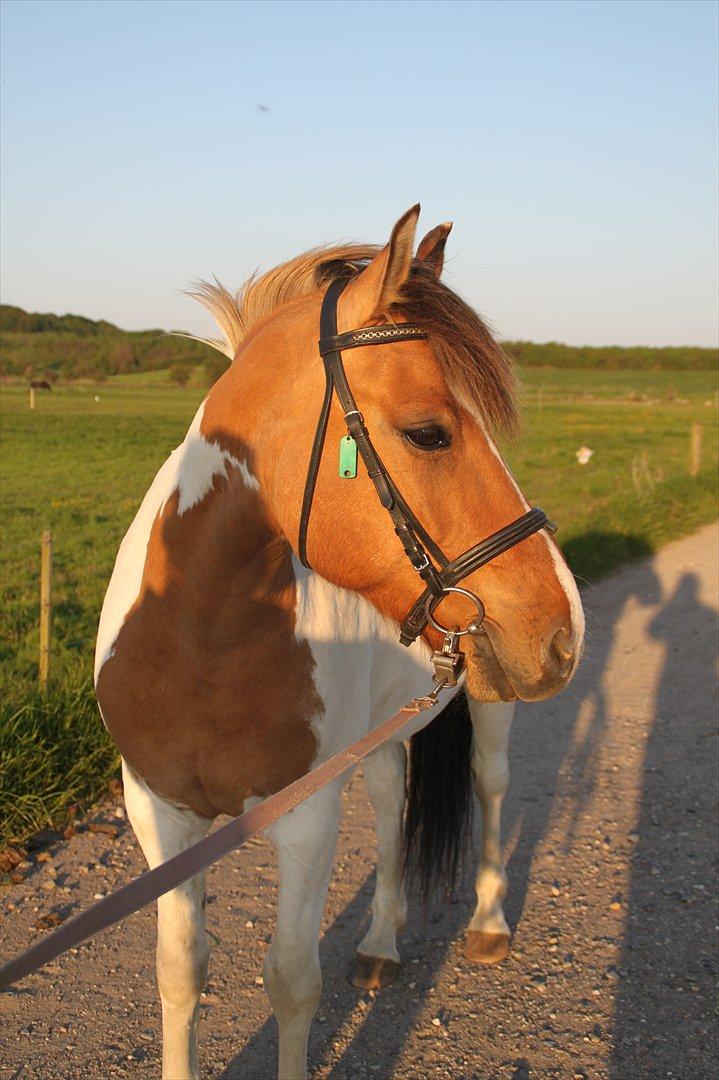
[1,369,717,846]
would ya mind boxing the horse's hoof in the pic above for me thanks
[349,953,400,990]
[464,930,511,965]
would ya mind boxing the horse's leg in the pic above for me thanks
[264,781,342,1080]
[351,742,407,990]
[465,699,515,964]
[122,760,212,1080]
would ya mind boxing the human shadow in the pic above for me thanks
[610,571,719,1078]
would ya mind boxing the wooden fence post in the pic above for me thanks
[39,531,52,694]
[689,422,703,477]
[29,387,36,411]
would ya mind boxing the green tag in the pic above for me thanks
[338,435,358,478]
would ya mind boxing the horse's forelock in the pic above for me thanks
[187,244,518,439]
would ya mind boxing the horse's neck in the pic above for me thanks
[153,398,292,623]
[96,396,277,679]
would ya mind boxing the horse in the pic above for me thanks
[94,205,584,1080]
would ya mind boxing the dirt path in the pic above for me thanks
[2,523,718,1080]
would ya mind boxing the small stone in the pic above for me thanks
[431,1017,441,1027]
[42,879,56,891]
[254,975,264,986]
[550,885,560,896]
[93,893,105,900]
[245,920,254,929]
[33,912,64,930]
[88,823,118,838]
[610,901,622,911]
[36,852,52,863]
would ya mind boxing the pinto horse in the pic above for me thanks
[95,206,583,1080]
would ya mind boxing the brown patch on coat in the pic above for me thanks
[96,463,321,820]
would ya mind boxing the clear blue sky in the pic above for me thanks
[1,0,717,346]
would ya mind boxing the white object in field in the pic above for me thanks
[575,446,594,465]
[95,396,101,402]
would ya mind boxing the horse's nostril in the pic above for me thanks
[550,628,575,673]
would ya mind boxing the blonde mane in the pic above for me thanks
[190,243,518,436]
[188,244,380,359]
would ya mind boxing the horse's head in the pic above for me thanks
[202,206,584,702]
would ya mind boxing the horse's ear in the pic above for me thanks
[339,205,420,326]
[416,221,452,278]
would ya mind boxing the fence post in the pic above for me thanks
[689,422,703,477]
[29,387,36,411]
[39,531,52,694]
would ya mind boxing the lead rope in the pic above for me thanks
[0,679,450,991]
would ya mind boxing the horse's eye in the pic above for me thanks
[404,425,451,450]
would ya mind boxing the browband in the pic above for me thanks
[321,325,428,354]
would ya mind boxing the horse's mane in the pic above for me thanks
[190,243,517,437]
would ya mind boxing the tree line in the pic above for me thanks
[1,305,715,382]
[504,339,716,371]
[1,305,212,382]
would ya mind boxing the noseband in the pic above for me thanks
[298,277,555,687]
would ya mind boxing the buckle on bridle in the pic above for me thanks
[431,629,464,688]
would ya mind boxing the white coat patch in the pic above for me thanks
[94,401,259,684]
[290,558,448,762]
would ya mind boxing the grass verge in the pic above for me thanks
[0,681,119,847]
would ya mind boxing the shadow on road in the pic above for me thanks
[610,571,718,1078]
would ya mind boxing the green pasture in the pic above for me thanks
[1,370,717,846]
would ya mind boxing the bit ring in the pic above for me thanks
[424,586,485,637]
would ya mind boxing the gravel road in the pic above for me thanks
[2,522,718,1080]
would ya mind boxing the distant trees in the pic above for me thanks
[168,363,191,387]
[0,305,210,381]
[0,304,117,335]
[1,305,716,382]
[504,340,716,371]
[204,353,229,386]
[110,341,135,374]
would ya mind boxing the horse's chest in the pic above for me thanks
[97,588,322,818]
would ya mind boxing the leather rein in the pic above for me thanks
[298,276,555,686]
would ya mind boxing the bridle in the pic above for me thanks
[299,276,556,688]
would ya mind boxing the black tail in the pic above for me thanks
[403,689,474,902]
